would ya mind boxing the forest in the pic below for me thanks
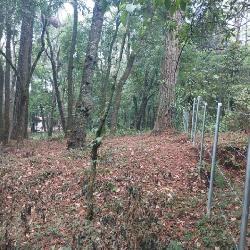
[0,0,250,249]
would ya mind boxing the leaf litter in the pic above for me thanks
[0,131,247,248]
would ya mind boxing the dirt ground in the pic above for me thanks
[0,131,248,249]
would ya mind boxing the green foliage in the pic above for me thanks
[196,215,235,248]
[153,0,189,13]
[167,240,183,249]
[29,65,52,121]
[25,0,249,136]
[177,41,250,131]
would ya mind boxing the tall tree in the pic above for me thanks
[6,0,49,140]
[153,12,181,132]
[109,16,132,133]
[135,70,155,130]
[67,0,106,149]
[0,64,4,140]
[67,0,78,134]
[99,11,120,115]
[48,87,56,137]
[0,4,4,140]
[46,31,66,134]
[11,0,35,140]
[3,4,12,144]
[110,53,135,133]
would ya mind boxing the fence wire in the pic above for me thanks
[185,97,249,249]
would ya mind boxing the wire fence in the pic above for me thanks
[182,96,250,249]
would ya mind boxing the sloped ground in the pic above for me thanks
[0,131,247,249]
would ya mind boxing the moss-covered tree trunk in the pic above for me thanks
[67,0,105,149]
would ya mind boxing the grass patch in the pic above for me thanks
[196,215,235,248]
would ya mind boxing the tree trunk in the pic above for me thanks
[136,72,156,130]
[9,35,17,138]
[136,96,148,130]
[48,88,56,137]
[153,12,180,133]
[0,63,4,140]
[67,0,78,134]
[132,95,138,127]
[0,9,4,141]
[135,70,149,130]
[99,15,120,115]
[11,0,35,140]
[40,105,46,132]
[86,83,115,220]
[3,12,11,144]
[67,0,105,149]
[110,54,135,133]
[47,31,66,134]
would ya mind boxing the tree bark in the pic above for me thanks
[9,0,47,140]
[0,8,4,141]
[67,0,78,134]
[47,31,66,134]
[153,12,180,133]
[3,12,11,144]
[0,63,4,140]
[11,0,35,140]
[67,0,105,149]
[9,35,17,137]
[110,53,135,133]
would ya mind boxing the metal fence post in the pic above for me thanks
[191,98,196,141]
[193,96,201,145]
[183,109,189,133]
[199,102,207,168]
[239,138,250,250]
[207,103,222,217]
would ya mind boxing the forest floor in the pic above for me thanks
[0,130,248,249]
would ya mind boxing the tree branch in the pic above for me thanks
[0,48,20,81]
[28,18,48,84]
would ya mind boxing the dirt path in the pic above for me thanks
[0,132,238,248]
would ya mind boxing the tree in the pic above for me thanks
[110,53,135,133]
[11,0,35,140]
[66,0,78,134]
[0,4,4,140]
[135,70,156,130]
[3,3,12,144]
[10,0,48,141]
[48,88,56,137]
[46,30,66,134]
[67,0,106,149]
[153,11,181,132]
[99,10,120,116]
